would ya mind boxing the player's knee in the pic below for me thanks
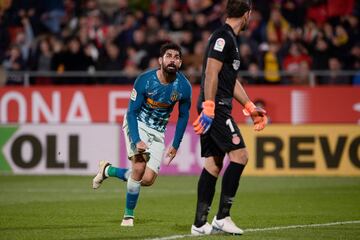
[141,172,157,186]
[131,162,146,180]
[141,177,155,186]
[236,152,249,165]
[229,148,249,165]
[205,157,223,176]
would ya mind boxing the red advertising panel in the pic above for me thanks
[0,86,359,124]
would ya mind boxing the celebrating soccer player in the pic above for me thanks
[93,42,192,227]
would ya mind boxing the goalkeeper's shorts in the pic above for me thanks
[200,105,246,158]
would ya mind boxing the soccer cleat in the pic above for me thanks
[211,216,244,235]
[121,217,134,227]
[191,222,213,235]
[92,160,110,189]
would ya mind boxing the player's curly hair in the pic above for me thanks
[160,42,182,58]
[226,0,252,18]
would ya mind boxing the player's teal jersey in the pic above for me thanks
[127,69,192,149]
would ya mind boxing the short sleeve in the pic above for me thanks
[207,31,232,63]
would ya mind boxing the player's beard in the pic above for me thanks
[163,63,178,75]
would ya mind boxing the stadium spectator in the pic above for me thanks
[183,40,204,83]
[344,15,359,46]
[311,33,331,71]
[303,20,318,45]
[348,43,360,72]
[130,29,149,69]
[319,57,351,84]
[306,1,328,26]
[82,0,107,23]
[281,0,305,27]
[31,37,53,84]
[114,13,138,48]
[112,0,131,25]
[60,37,94,84]
[144,14,161,39]
[246,9,266,44]
[180,30,196,54]
[0,11,10,62]
[97,43,123,70]
[39,0,65,34]
[242,62,264,84]
[283,42,312,85]
[13,16,34,64]
[2,45,25,85]
[331,24,351,61]
[266,7,290,44]
[239,42,257,71]
[261,42,283,84]
[50,36,65,73]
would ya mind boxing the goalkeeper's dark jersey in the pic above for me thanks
[197,23,241,113]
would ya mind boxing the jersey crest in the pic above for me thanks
[171,90,180,102]
[232,60,240,70]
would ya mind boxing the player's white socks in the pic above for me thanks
[104,166,110,177]
[124,177,141,217]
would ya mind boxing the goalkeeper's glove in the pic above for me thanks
[193,100,215,135]
[243,101,268,131]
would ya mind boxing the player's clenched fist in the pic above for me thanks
[243,101,268,131]
[193,100,215,135]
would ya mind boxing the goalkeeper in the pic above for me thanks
[191,0,268,236]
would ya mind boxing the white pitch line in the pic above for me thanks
[146,220,360,240]
[245,220,360,232]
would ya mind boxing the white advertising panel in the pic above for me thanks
[1,124,120,175]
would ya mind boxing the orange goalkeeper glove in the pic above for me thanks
[243,101,268,131]
[193,100,215,135]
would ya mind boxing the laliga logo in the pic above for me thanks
[353,102,360,124]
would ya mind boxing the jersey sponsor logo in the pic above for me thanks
[146,98,171,108]
[130,88,137,101]
[148,91,155,96]
[232,60,240,70]
[214,38,225,52]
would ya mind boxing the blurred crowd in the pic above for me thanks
[0,0,359,85]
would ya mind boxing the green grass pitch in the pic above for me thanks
[0,175,359,240]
